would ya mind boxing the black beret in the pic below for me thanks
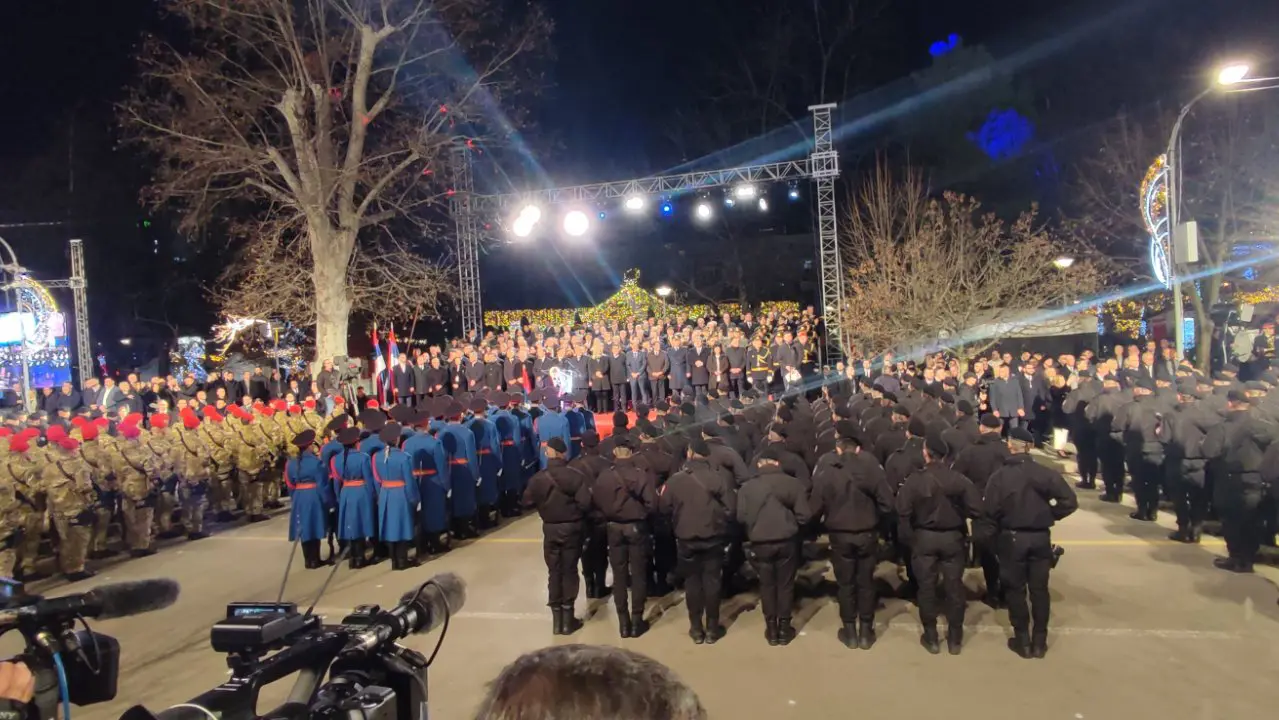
[1223,363,1240,373]
[613,411,629,429]
[634,403,650,416]
[956,399,975,415]
[379,424,402,446]
[1260,373,1278,386]
[688,437,710,456]
[882,391,898,403]
[612,433,637,451]
[980,415,1002,429]
[834,419,859,439]
[772,424,790,439]
[1009,427,1035,443]
[834,404,852,418]
[1228,388,1249,404]
[925,434,949,457]
[680,402,696,416]
[908,417,928,437]
[546,437,568,453]
[581,430,600,448]
[492,392,510,406]
[892,404,911,418]
[1246,381,1269,392]
[292,429,316,449]
[939,391,955,404]
[923,384,939,398]
[337,427,361,446]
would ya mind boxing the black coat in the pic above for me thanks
[687,347,711,386]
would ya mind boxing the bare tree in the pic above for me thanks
[1073,96,1279,367]
[121,0,550,362]
[840,162,1102,356]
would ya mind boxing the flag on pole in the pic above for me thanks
[386,325,401,402]
[371,323,387,406]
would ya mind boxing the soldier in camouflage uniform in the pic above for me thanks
[18,426,53,582]
[0,433,39,579]
[43,433,97,581]
[77,422,120,560]
[302,399,326,434]
[261,405,287,510]
[174,411,212,538]
[111,419,159,557]
[228,407,271,522]
[200,408,237,521]
[146,414,180,539]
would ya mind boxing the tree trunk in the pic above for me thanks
[311,228,354,368]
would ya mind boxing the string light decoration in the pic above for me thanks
[171,336,208,381]
[1141,155,1171,288]
[1235,286,1279,304]
[0,345,69,368]
[209,315,307,373]
[2,274,60,357]
[483,269,800,329]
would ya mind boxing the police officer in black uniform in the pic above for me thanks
[983,427,1078,658]
[661,437,737,644]
[569,431,611,599]
[895,434,980,655]
[738,447,812,646]
[592,433,659,638]
[523,437,592,635]
[811,422,893,649]
[952,414,1011,607]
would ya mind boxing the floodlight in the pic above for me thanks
[511,217,534,238]
[517,204,542,223]
[695,202,713,221]
[624,195,645,212]
[733,184,757,199]
[758,198,769,212]
[563,210,590,237]
[656,285,673,298]
[1218,63,1250,86]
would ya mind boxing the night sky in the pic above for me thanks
[1,0,1277,357]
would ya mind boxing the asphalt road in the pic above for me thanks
[16,454,1279,720]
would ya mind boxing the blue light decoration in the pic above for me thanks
[1183,316,1196,351]
[929,34,962,58]
[174,336,208,382]
[660,200,674,217]
[968,109,1034,161]
[1140,155,1171,288]
[1244,266,1257,280]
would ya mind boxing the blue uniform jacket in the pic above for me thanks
[284,454,332,542]
[439,423,479,517]
[534,411,571,469]
[403,430,450,533]
[371,447,420,542]
[320,439,344,497]
[330,448,377,540]
[492,411,524,493]
[466,416,503,507]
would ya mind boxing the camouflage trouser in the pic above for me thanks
[265,470,281,504]
[122,497,155,551]
[180,483,208,534]
[155,488,177,534]
[238,469,265,516]
[0,533,16,579]
[209,471,236,512]
[89,506,115,553]
[19,506,48,573]
[51,514,90,575]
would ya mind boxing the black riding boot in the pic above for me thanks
[301,540,321,569]
[349,539,365,569]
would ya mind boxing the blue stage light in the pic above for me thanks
[660,201,674,216]
[598,211,607,220]
[788,188,800,200]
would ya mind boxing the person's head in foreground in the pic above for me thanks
[473,644,706,720]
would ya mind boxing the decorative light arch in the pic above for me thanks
[1141,154,1171,288]
[11,274,60,357]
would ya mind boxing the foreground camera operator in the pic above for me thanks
[0,661,35,717]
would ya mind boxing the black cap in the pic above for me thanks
[1009,427,1035,444]
[908,417,928,437]
[892,404,911,418]
[638,422,660,439]
[680,402,696,417]
[956,399,975,415]
[688,437,710,456]
[1228,389,1250,404]
[613,411,629,429]
[612,433,637,451]
[655,400,670,412]
[582,430,600,448]
[358,409,386,431]
[379,424,403,445]
[730,399,744,410]
[337,427,361,446]
[390,405,414,424]
[470,398,488,414]
[325,415,350,434]
[939,391,955,404]
[1223,363,1240,374]
[546,437,568,453]
[1246,381,1269,392]
[292,429,316,450]
[834,419,859,439]
[980,415,1002,429]
[925,434,949,457]
[1134,376,1155,391]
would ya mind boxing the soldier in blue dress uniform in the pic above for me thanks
[404,407,451,557]
[371,424,421,570]
[331,426,376,568]
[467,397,503,528]
[439,400,480,539]
[284,429,334,569]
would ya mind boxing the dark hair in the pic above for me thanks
[473,644,706,720]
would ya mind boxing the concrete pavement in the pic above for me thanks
[17,462,1279,720]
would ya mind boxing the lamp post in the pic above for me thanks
[1166,62,1271,360]
[655,285,672,314]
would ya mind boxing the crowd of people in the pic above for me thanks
[3,306,1278,662]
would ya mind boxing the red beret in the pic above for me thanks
[94,417,110,428]
[261,407,275,417]
[150,414,170,429]
[81,424,100,441]
[58,437,80,451]
[0,428,10,439]
[71,417,86,428]
[8,437,29,453]
[46,425,66,441]
[183,414,201,430]
[19,428,40,440]
[120,424,141,439]
[271,399,288,412]
[123,412,144,427]
[334,396,345,405]
[303,399,316,410]
[366,400,380,410]
[207,411,224,424]
[289,405,303,415]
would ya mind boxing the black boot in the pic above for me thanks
[552,607,565,635]
[1213,556,1255,573]
[920,625,941,655]
[704,618,725,644]
[837,622,858,649]
[947,625,964,655]
[630,612,649,638]
[618,612,633,638]
[1189,525,1203,544]
[765,618,780,646]
[1030,631,1048,659]
[1007,630,1032,659]
[302,540,320,569]
[776,618,796,646]
[857,617,876,650]
[349,539,365,569]
[689,615,706,645]
[560,604,582,635]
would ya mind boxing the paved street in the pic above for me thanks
[18,457,1279,720]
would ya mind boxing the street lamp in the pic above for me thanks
[1053,256,1075,269]
[1165,61,1275,361]
[655,285,672,314]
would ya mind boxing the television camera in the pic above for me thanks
[121,572,465,720]
[0,577,181,720]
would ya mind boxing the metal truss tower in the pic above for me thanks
[451,146,484,338]
[453,104,844,358]
[807,103,843,362]
[68,239,93,381]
